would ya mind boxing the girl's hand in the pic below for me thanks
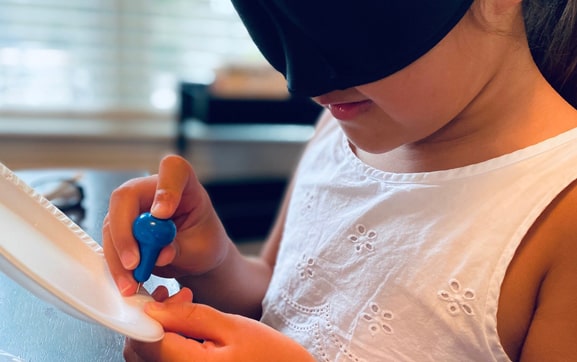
[123,288,314,362]
[103,155,231,295]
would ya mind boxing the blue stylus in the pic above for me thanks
[132,212,177,284]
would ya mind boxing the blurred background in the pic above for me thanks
[0,0,323,242]
[0,4,325,357]
[0,0,258,112]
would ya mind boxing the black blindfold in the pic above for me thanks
[231,0,474,97]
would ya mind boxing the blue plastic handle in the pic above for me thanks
[132,212,177,283]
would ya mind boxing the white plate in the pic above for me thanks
[0,163,164,342]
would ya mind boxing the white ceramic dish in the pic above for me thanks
[0,163,164,342]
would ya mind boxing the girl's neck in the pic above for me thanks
[355,73,577,174]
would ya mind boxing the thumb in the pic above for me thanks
[144,289,234,343]
[150,155,194,219]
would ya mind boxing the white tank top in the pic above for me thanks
[261,118,577,361]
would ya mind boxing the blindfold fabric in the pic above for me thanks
[231,0,474,97]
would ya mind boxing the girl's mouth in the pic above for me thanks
[327,100,373,120]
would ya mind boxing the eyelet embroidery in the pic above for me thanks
[361,302,395,336]
[297,254,316,279]
[347,224,377,253]
[437,279,476,316]
[278,291,365,362]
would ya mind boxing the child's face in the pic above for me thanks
[312,4,508,155]
[231,0,474,97]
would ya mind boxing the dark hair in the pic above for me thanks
[523,0,577,107]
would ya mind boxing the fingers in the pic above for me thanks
[144,288,233,343]
[151,155,197,219]
[153,244,178,267]
[151,155,200,267]
[108,175,159,270]
[103,215,138,295]
[103,155,194,295]
[124,288,206,362]
[124,333,207,362]
[104,154,216,296]
[103,175,158,295]
[149,155,220,269]
[164,287,193,304]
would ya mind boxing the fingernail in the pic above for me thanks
[117,275,134,295]
[151,201,171,219]
[151,190,175,218]
[121,250,139,269]
[150,203,162,217]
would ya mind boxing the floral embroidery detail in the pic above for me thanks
[277,292,365,362]
[437,279,476,316]
[361,302,394,335]
[348,224,377,252]
[297,254,316,279]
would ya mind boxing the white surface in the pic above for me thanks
[0,163,164,342]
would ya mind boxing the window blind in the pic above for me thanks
[0,0,264,112]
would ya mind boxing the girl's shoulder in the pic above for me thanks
[502,178,577,359]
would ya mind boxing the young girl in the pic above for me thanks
[103,0,577,360]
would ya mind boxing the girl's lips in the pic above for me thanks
[327,100,373,120]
